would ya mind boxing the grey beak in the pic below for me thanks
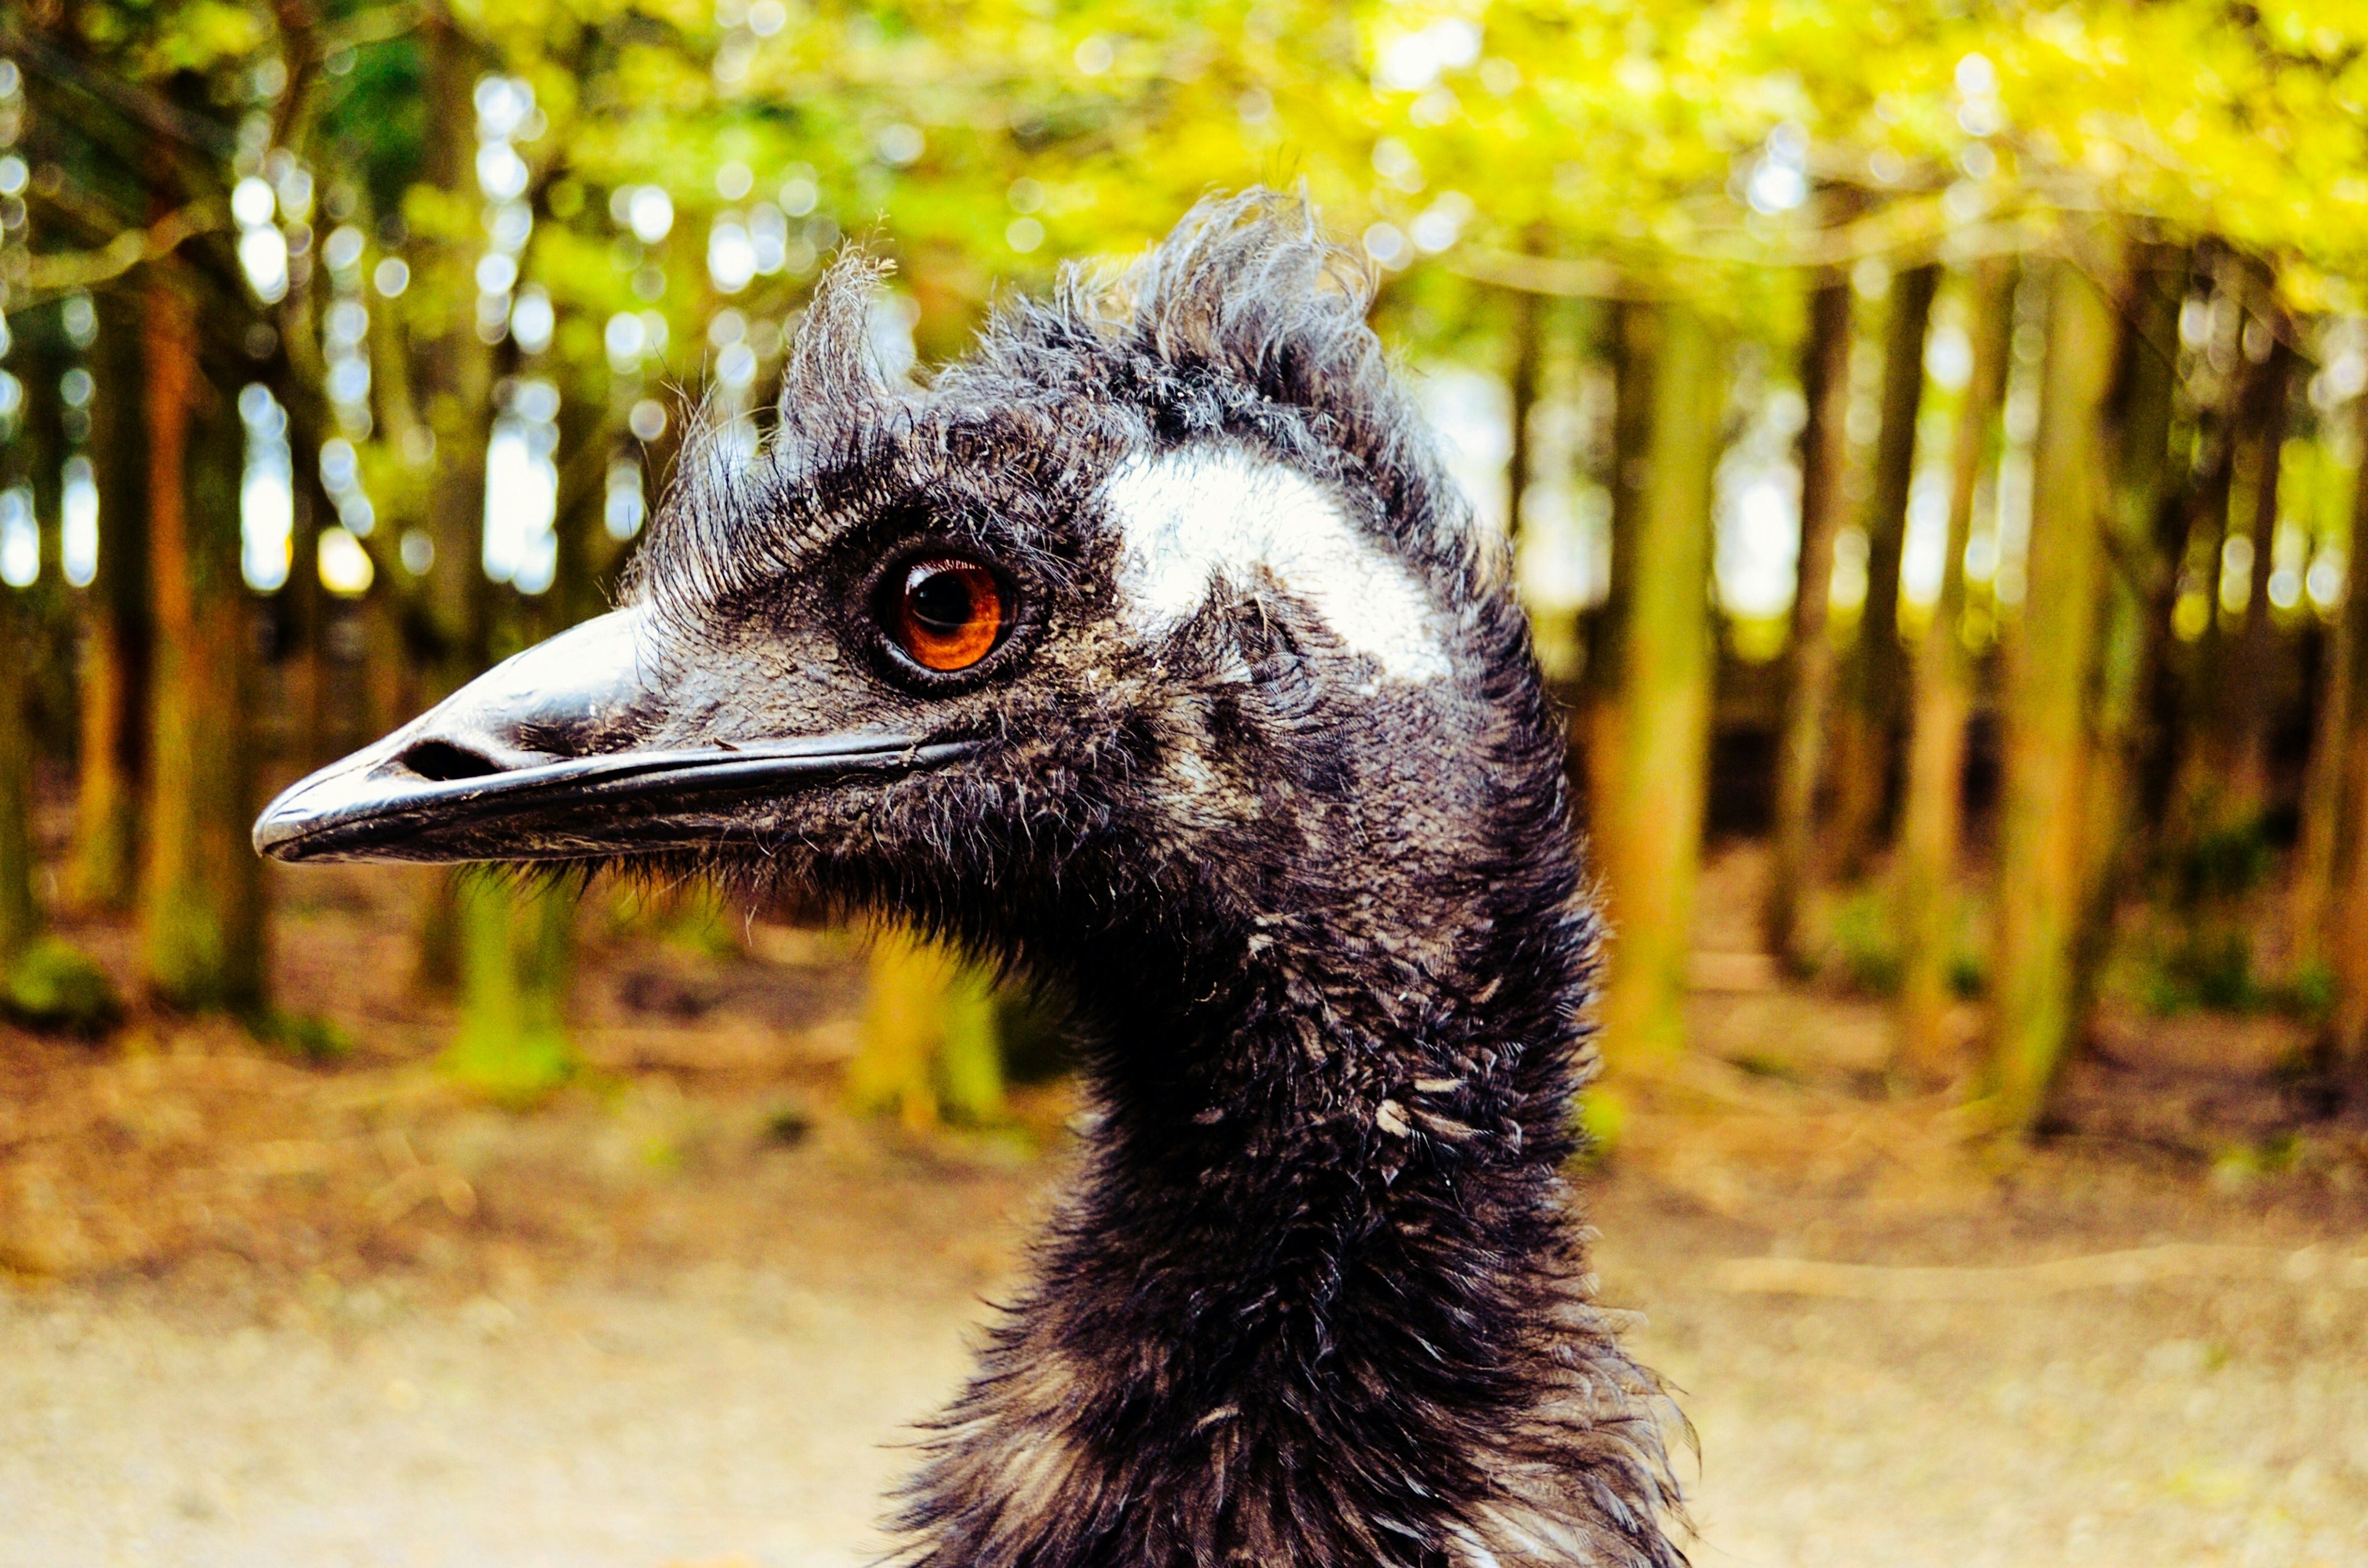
[252,607,973,865]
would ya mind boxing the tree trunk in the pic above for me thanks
[1766,269,1855,964]
[438,871,577,1103]
[0,594,38,964]
[2300,573,2356,976]
[1988,253,2119,1134]
[1507,284,1543,544]
[271,294,334,774]
[1830,263,1940,877]
[1599,302,1724,1067]
[847,924,1006,1130]
[441,385,623,1092]
[2129,254,2211,852]
[0,303,57,962]
[70,290,151,912]
[1581,299,1653,852]
[411,4,495,996]
[2321,393,2368,1069]
[2222,339,2296,821]
[2165,285,2282,845]
[139,268,268,1011]
[2073,245,2189,1021]
[1896,260,2014,1083]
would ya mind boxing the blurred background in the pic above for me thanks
[2,2,2368,1564]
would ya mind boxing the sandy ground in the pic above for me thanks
[4,850,2368,1567]
[7,1151,2368,1568]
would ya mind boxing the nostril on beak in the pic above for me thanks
[397,739,508,782]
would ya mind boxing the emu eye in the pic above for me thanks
[882,557,1008,673]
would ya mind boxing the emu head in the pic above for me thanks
[255,194,1554,993]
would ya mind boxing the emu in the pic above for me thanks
[255,192,1685,1568]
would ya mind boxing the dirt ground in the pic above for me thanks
[5,848,2368,1567]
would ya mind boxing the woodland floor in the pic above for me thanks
[4,846,2368,1567]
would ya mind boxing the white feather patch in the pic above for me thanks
[1101,446,1450,684]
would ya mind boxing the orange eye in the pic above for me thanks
[889,557,1006,672]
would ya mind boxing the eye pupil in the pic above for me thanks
[887,557,1006,673]
[909,569,977,634]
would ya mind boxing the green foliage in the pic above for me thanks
[1949,948,1987,1002]
[847,926,1008,1128]
[443,875,579,1108]
[604,879,746,960]
[2168,817,2278,908]
[2210,1131,2303,1191]
[1828,885,1904,996]
[249,1008,352,1063]
[2124,919,2264,1017]
[934,969,1006,1127]
[439,1020,576,1108]
[2289,959,2338,1025]
[1,937,121,1038]
[1573,1084,1626,1165]
[16,1,2368,1147]
[1827,880,1986,1000]
[2124,815,2333,1019]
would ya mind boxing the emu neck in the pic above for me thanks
[903,879,1640,1568]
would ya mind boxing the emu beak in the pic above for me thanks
[252,607,974,865]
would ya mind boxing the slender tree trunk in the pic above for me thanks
[2130,253,2209,848]
[1600,302,1724,1067]
[847,924,1006,1130]
[411,4,495,995]
[139,268,268,1011]
[2324,406,2368,1069]
[2073,246,2188,1019]
[1896,260,2013,1083]
[446,395,620,1092]
[2223,339,2296,820]
[1506,284,1543,544]
[0,303,57,961]
[1766,269,1854,964]
[1988,253,2120,1134]
[440,872,577,1103]
[2300,585,2354,974]
[0,593,38,963]
[2168,284,2282,844]
[70,290,150,911]
[2163,358,2245,843]
[1830,263,1940,877]
[1581,299,1653,852]
[272,296,334,773]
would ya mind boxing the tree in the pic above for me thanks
[138,260,268,1012]
[1766,265,1855,966]
[2074,244,2187,1028]
[1598,301,1724,1067]
[2220,337,2298,823]
[2162,266,2284,849]
[1896,257,2013,1083]
[1989,247,2120,1134]
[0,580,38,967]
[0,333,44,965]
[70,287,149,913]
[1581,299,1653,858]
[847,924,1006,1130]
[1830,263,1939,878]
[2322,400,2368,1071]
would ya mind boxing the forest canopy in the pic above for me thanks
[2,0,2368,1135]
